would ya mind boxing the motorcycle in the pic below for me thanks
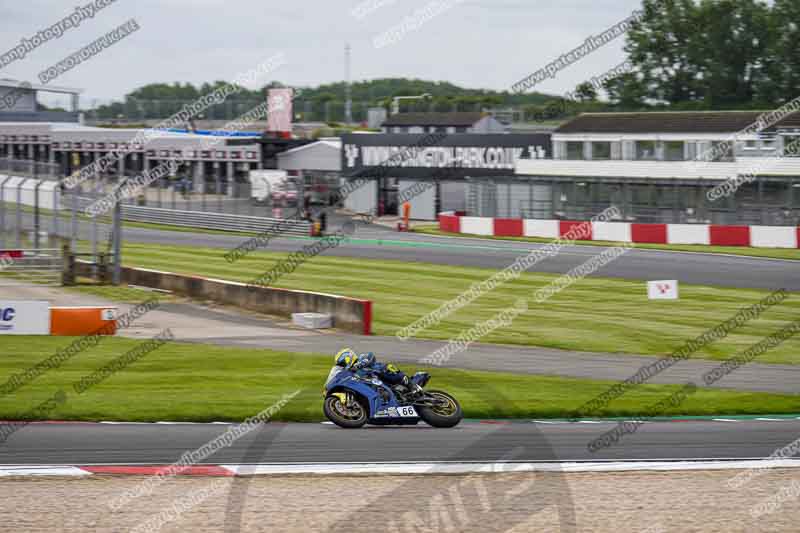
[322,365,463,429]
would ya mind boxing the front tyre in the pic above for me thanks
[324,393,368,429]
[417,390,463,428]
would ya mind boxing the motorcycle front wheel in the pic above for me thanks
[417,390,463,428]
[323,393,368,429]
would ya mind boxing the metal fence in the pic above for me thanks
[467,179,800,226]
[0,249,62,286]
[0,159,62,180]
[1,159,313,261]
[81,98,497,124]
[77,200,311,235]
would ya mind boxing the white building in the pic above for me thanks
[510,111,800,225]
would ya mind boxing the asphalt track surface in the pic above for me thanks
[129,222,800,291]
[1,420,798,464]
[15,212,798,291]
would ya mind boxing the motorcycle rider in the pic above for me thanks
[334,348,422,398]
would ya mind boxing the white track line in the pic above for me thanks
[2,460,800,478]
[220,460,800,476]
[0,466,91,477]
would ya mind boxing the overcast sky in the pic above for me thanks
[1,0,643,107]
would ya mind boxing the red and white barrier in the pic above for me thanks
[459,216,494,236]
[438,212,800,249]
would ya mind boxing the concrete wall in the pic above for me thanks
[75,264,373,334]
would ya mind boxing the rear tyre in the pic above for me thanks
[324,393,368,429]
[417,390,463,428]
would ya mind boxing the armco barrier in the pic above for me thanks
[117,205,312,236]
[438,213,800,249]
[75,262,372,335]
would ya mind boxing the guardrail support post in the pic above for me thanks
[62,243,75,286]
[97,252,109,284]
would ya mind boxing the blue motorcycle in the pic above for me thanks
[322,365,463,429]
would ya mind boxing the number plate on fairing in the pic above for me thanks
[374,405,419,418]
[397,406,418,417]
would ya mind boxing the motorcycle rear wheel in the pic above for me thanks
[417,390,463,428]
[324,394,368,429]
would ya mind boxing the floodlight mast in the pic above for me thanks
[391,93,432,115]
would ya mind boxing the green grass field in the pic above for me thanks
[119,242,800,364]
[412,226,800,261]
[0,337,797,422]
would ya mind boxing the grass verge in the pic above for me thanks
[0,337,797,422]
[120,242,800,365]
[412,226,800,261]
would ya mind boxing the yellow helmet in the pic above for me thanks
[335,348,357,368]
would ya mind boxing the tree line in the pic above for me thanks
[85,0,799,123]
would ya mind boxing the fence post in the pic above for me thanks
[61,243,75,286]
[97,252,108,284]
[71,183,78,251]
[15,179,23,248]
[112,201,121,285]
[34,180,42,249]
[52,184,59,241]
[0,176,9,249]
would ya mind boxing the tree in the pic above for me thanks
[603,73,648,109]
[692,0,771,107]
[758,0,800,104]
[574,82,598,103]
[621,0,771,108]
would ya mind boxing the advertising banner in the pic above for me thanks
[341,133,552,180]
[267,88,293,133]
[0,301,51,335]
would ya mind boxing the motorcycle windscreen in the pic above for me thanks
[324,366,344,387]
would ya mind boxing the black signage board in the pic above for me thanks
[341,133,551,180]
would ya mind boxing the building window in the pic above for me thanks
[566,142,584,160]
[455,127,467,133]
[744,140,758,150]
[784,136,800,156]
[635,141,657,160]
[591,142,611,160]
[710,141,734,161]
[762,139,777,151]
[664,141,685,161]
